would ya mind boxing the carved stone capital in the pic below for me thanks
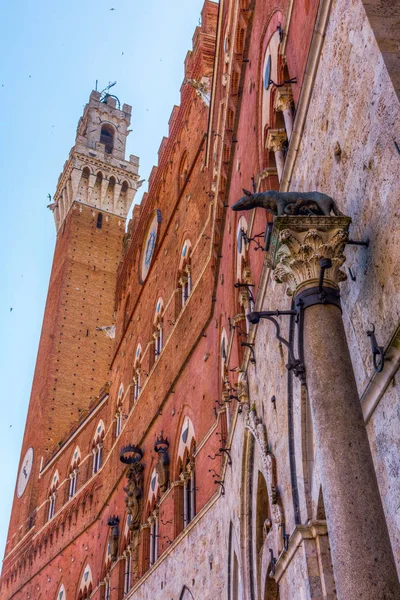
[243,266,252,285]
[235,372,249,404]
[238,287,250,309]
[265,128,287,153]
[274,86,294,113]
[267,216,351,296]
[179,471,189,484]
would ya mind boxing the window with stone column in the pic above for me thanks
[77,564,93,600]
[47,469,59,521]
[235,216,254,335]
[146,467,161,568]
[123,550,132,595]
[91,420,105,475]
[260,30,291,179]
[68,446,81,500]
[115,382,124,439]
[151,298,164,367]
[133,344,142,402]
[175,417,197,533]
[176,240,192,315]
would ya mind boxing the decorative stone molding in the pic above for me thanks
[243,406,283,526]
[273,521,329,582]
[267,216,351,296]
[265,128,288,153]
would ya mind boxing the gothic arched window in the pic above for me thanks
[133,344,142,401]
[68,446,81,499]
[152,298,164,364]
[92,420,105,474]
[48,469,59,521]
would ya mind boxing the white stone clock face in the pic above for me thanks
[141,212,159,282]
[17,447,34,498]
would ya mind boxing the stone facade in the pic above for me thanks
[2,0,400,599]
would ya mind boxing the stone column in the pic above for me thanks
[180,471,189,527]
[148,515,155,566]
[270,216,400,600]
[274,86,295,141]
[265,129,287,181]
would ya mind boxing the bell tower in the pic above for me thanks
[4,91,141,555]
[51,89,140,228]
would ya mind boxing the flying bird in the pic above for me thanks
[10,308,13,312]
[110,7,116,10]
[47,193,52,201]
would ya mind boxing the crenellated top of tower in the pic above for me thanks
[50,90,142,231]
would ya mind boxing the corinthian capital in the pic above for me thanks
[265,128,287,153]
[267,216,351,296]
[274,86,294,113]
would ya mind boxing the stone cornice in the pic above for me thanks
[273,520,329,582]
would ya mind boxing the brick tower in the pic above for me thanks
[5,90,140,555]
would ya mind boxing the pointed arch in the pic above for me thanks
[179,586,195,599]
[93,419,105,445]
[77,564,93,600]
[177,416,196,464]
[178,150,189,193]
[56,583,66,600]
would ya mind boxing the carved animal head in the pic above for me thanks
[232,189,256,211]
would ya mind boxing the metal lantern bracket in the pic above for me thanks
[234,282,256,304]
[240,229,266,252]
[245,258,348,382]
[367,325,385,373]
[240,342,256,364]
[247,309,305,381]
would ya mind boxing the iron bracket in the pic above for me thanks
[347,239,369,248]
[246,310,305,381]
[367,324,385,373]
[234,282,255,304]
[219,448,232,465]
[214,480,225,496]
[269,549,277,576]
[240,342,256,364]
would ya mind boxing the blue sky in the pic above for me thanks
[0,0,213,562]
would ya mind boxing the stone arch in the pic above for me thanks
[56,582,66,600]
[92,419,105,446]
[76,563,93,600]
[179,585,195,599]
[220,327,229,381]
[178,150,189,193]
[176,416,196,468]
[69,446,81,472]
[256,10,285,172]
[100,123,114,154]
